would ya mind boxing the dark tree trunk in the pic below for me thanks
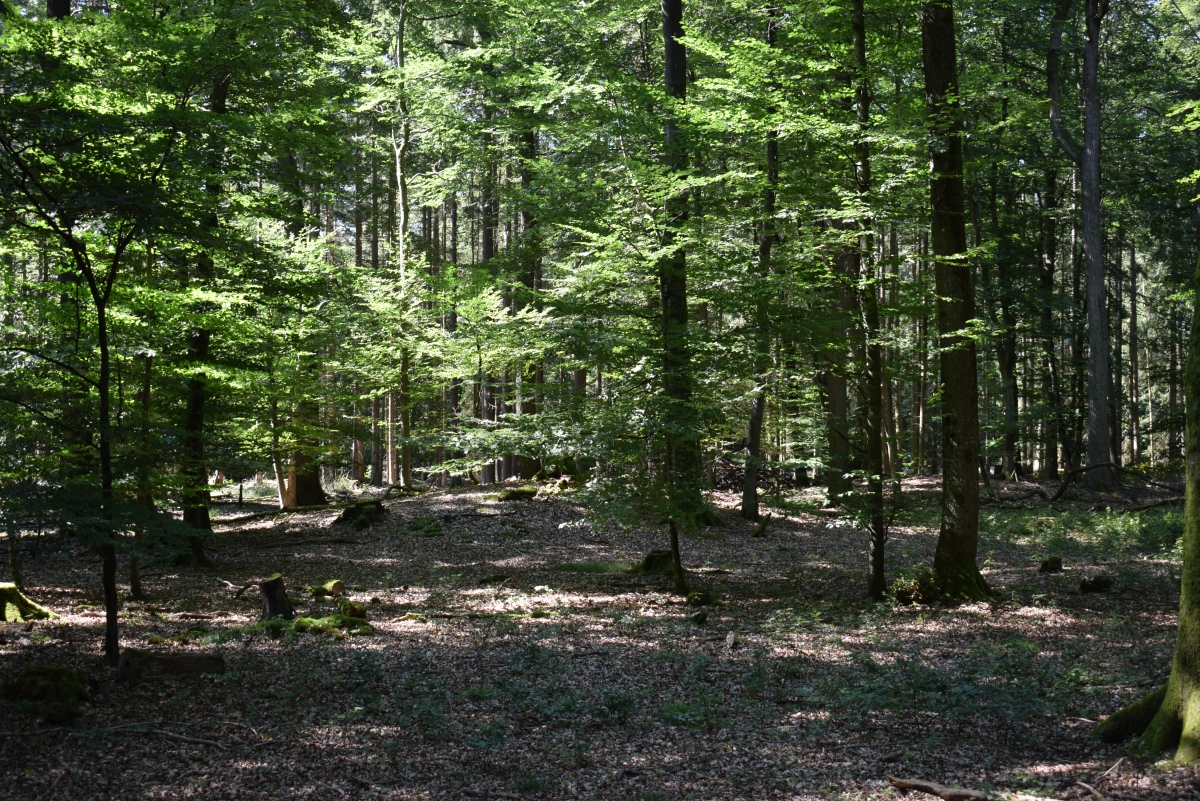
[1129,243,1140,463]
[519,129,543,481]
[1040,168,1061,479]
[181,74,230,564]
[922,0,989,600]
[852,0,886,600]
[659,0,700,591]
[742,10,779,523]
[1081,0,1111,486]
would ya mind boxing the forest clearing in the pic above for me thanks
[1,480,1198,801]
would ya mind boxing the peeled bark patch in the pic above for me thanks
[0,582,56,622]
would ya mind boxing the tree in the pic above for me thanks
[922,0,989,600]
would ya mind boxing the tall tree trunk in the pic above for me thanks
[1081,0,1111,486]
[922,0,989,600]
[519,129,543,480]
[1112,241,1124,466]
[660,0,699,594]
[1130,242,1140,463]
[180,74,229,565]
[1040,168,1062,479]
[393,2,415,489]
[1050,0,1108,480]
[742,10,779,523]
[852,0,886,600]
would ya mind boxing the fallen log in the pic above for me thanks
[888,777,988,801]
[116,648,225,684]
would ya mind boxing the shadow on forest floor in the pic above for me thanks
[1,478,1196,800]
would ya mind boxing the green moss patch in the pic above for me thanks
[0,583,57,623]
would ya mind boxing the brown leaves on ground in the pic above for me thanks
[0,480,1196,801]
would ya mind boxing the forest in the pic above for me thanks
[2,0,1200,798]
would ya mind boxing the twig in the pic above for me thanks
[1096,757,1125,780]
[149,728,227,748]
[1075,781,1105,801]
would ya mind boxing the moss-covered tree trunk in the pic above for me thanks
[1098,196,1200,761]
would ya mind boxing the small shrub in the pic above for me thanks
[401,517,443,537]
[892,567,938,605]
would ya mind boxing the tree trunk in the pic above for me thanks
[852,0,886,600]
[1081,0,1111,486]
[660,0,700,589]
[1040,168,1061,479]
[742,10,779,523]
[1130,243,1140,463]
[1097,248,1200,761]
[922,0,989,600]
[287,399,326,508]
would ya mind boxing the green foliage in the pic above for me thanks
[398,517,443,538]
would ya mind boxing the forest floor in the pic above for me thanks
[1,477,1198,801]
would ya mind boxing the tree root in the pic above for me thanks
[1095,684,1166,743]
[888,777,987,801]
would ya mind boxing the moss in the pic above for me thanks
[337,596,368,620]
[1038,556,1064,573]
[641,550,674,575]
[489,486,538,501]
[307,579,345,597]
[1,664,88,705]
[1096,684,1167,743]
[0,583,57,623]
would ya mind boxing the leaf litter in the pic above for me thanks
[1,481,1197,800]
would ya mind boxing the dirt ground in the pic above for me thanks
[1,480,1197,800]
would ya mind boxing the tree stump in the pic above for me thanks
[117,648,225,684]
[335,500,385,529]
[0,582,57,623]
[259,573,294,620]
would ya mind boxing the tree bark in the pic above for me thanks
[1129,242,1140,463]
[659,0,701,589]
[1040,168,1061,479]
[1097,242,1200,761]
[180,75,229,564]
[1081,0,1111,486]
[742,10,779,523]
[852,0,886,600]
[922,0,989,600]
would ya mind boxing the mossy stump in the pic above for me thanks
[1,664,88,705]
[337,595,368,620]
[641,550,674,575]
[1038,556,1063,574]
[335,499,385,529]
[1080,574,1114,593]
[0,583,56,623]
